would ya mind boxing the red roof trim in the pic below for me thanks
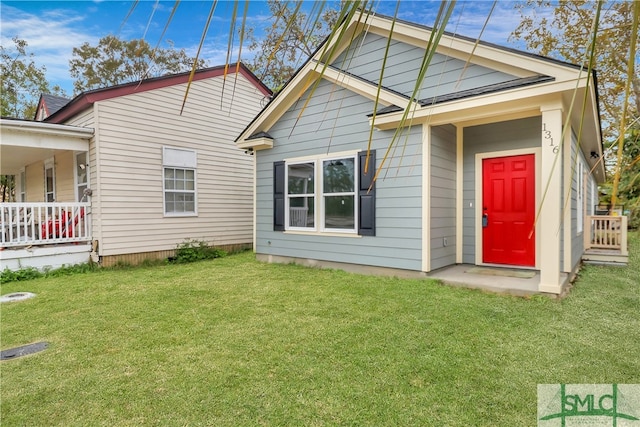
[46,63,271,124]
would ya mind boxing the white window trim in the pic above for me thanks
[44,157,56,202]
[19,167,26,202]
[284,151,358,234]
[162,146,197,217]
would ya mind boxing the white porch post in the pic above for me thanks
[422,124,431,272]
[539,105,563,293]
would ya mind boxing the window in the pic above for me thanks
[322,158,356,230]
[163,147,197,216]
[75,152,89,201]
[274,150,375,235]
[44,158,55,202]
[19,168,26,202]
[287,162,316,228]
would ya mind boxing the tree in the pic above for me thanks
[69,36,209,93]
[510,0,639,145]
[601,125,640,227]
[0,175,15,202]
[245,0,339,91]
[0,37,65,119]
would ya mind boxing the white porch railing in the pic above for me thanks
[584,215,628,254]
[1,202,91,248]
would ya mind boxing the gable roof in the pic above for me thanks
[236,11,600,148]
[46,62,272,124]
[35,94,71,120]
[372,75,556,116]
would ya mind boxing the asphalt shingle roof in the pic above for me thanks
[41,94,71,116]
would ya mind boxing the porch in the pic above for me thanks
[0,202,92,271]
[582,215,629,266]
[427,265,571,297]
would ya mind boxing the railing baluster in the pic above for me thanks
[587,215,624,250]
[0,202,91,248]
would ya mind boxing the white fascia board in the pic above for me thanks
[0,119,93,139]
[314,61,415,109]
[363,15,582,81]
[237,137,273,151]
[237,13,373,143]
[316,13,374,64]
[237,61,320,143]
[370,78,590,129]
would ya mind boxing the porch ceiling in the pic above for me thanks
[2,145,62,175]
[0,119,92,175]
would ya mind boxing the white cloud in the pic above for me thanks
[1,4,100,93]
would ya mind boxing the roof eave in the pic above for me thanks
[47,63,271,124]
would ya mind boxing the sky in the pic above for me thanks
[0,1,533,95]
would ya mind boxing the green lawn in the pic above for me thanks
[1,234,639,426]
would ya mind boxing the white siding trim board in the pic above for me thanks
[422,124,430,272]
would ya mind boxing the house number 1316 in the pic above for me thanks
[542,123,559,153]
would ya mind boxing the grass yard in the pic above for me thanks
[1,234,639,426]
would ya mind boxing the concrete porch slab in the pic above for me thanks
[427,264,568,297]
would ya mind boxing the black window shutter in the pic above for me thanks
[273,161,285,231]
[358,150,376,236]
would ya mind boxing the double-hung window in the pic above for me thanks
[274,150,375,235]
[321,157,356,231]
[163,147,197,216]
[287,162,316,228]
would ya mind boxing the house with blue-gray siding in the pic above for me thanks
[236,12,606,295]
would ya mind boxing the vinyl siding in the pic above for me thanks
[65,109,100,243]
[430,124,457,270]
[255,78,423,271]
[64,74,265,257]
[21,152,78,202]
[25,161,44,202]
[54,151,75,202]
[332,33,518,100]
[462,116,541,264]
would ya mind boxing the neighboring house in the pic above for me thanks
[236,12,625,295]
[1,63,271,269]
[34,94,72,121]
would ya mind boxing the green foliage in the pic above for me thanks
[0,37,66,119]
[69,36,209,93]
[1,175,15,202]
[1,262,98,284]
[0,266,42,283]
[173,239,227,264]
[45,262,100,277]
[245,0,339,91]
[1,235,639,425]
[0,241,228,284]
[600,126,640,228]
[511,1,639,144]
[0,262,100,284]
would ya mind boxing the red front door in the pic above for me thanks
[482,154,535,266]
